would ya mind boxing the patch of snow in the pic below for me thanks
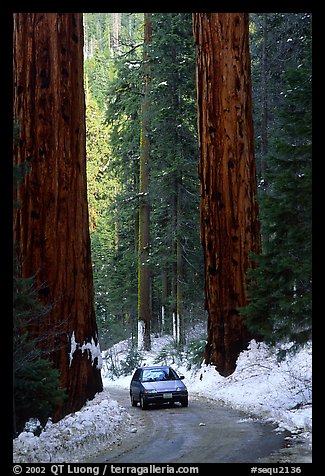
[69,332,102,370]
[13,391,131,463]
[81,337,103,370]
[68,331,77,367]
[176,340,312,437]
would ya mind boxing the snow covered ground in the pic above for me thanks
[13,335,312,463]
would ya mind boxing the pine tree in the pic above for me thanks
[87,13,204,351]
[138,13,152,351]
[92,14,143,347]
[13,271,67,435]
[250,13,312,182]
[149,13,203,344]
[242,37,312,349]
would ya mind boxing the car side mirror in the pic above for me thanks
[179,375,185,380]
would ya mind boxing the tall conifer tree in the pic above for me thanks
[243,39,312,348]
[149,13,201,345]
[138,13,152,351]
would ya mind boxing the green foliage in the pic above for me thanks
[153,341,180,365]
[85,76,138,348]
[250,13,312,178]
[13,268,66,435]
[242,32,312,349]
[152,335,206,369]
[119,345,143,376]
[103,341,143,378]
[14,353,66,433]
[84,16,143,350]
[85,13,205,350]
[149,13,204,312]
[84,12,312,356]
[185,337,206,369]
[85,84,115,232]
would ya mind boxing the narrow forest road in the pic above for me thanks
[89,387,303,464]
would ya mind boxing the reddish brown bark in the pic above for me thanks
[193,13,261,376]
[13,13,102,419]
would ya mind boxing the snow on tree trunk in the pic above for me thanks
[193,13,261,376]
[161,305,165,334]
[172,312,177,342]
[137,320,146,351]
[13,13,103,420]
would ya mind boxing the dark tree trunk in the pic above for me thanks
[138,12,152,351]
[260,13,269,178]
[172,178,184,347]
[193,13,261,376]
[161,267,168,334]
[13,13,103,420]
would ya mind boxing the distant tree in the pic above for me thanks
[138,13,152,351]
[98,15,143,347]
[85,77,114,234]
[149,12,202,346]
[88,13,204,351]
[193,13,261,376]
[242,35,312,349]
[84,79,129,349]
[13,13,103,421]
[250,13,312,182]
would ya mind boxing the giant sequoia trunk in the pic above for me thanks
[13,13,103,420]
[193,13,261,376]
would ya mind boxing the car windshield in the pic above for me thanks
[142,368,178,382]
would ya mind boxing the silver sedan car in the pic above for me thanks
[130,365,188,409]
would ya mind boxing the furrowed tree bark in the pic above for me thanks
[193,13,261,376]
[138,12,152,351]
[13,13,103,420]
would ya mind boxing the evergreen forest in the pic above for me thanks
[84,12,312,353]
[13,12,311,433]
[85,13,204,352]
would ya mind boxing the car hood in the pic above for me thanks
[142,380,187,392]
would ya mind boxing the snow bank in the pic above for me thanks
[13,391,131,463]
[181,340,312,435]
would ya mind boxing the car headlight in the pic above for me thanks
[144,389,157,394]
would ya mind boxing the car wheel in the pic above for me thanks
[131,394,137,407]
[181,398,188,407]
[140,395,148,410]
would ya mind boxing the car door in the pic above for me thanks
[131,369,142,401]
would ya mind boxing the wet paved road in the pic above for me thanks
[90,387,290,464]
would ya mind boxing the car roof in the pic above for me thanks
[139,365,171,370]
